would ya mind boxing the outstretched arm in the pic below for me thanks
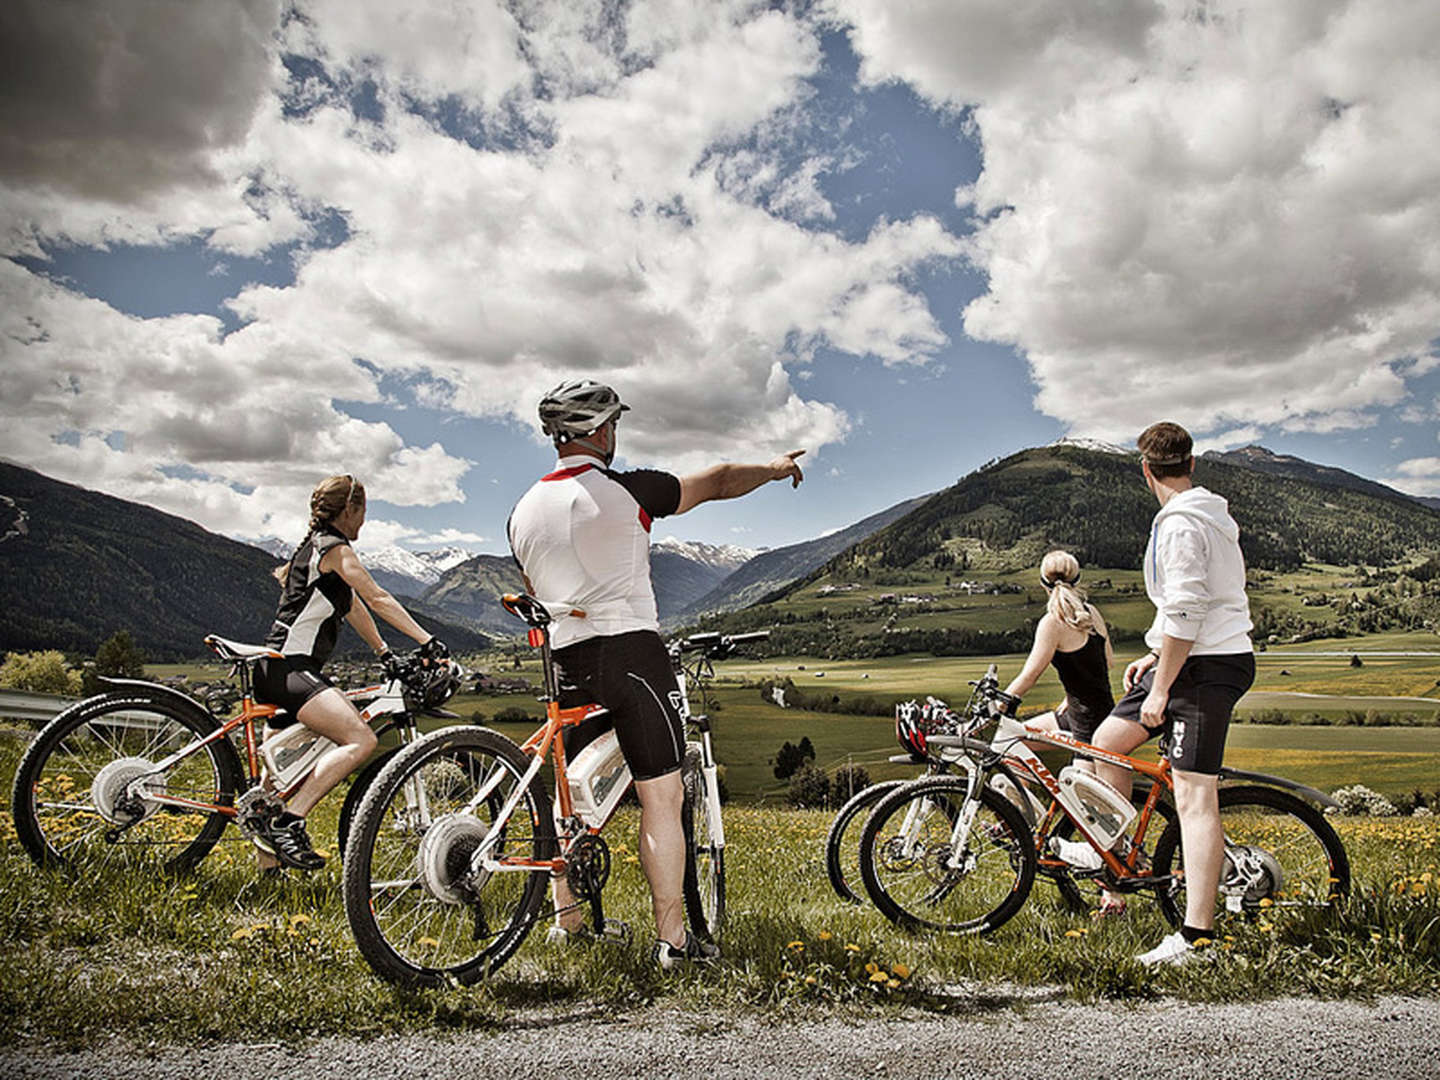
[324,545,432,647]
[675,450,805,515]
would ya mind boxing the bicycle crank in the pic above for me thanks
[566,834,612,901]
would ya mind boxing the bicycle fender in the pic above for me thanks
[93,677,214,724]
[1218,767,1339,810]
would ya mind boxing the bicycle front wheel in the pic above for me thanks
[681,743,725,941]
[11,691,242,873]
[342,726,554,986]
[859,777,1035,934]
[1152,784,1350,927]
[825,778,907,904]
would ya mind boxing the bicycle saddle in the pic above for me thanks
[205,635,283,661]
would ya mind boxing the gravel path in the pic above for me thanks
[3,996,1436,1080]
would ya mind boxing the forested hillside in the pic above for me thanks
[822,445,1440,580]
[0,463,492,659]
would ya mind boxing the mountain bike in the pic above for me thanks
[342,594,762,986]
[827,696,1162,915]
[11,635,463,874]
[858,666,1349,934]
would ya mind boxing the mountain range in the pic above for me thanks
[803,442,1440,589]
[3,440,1437,659]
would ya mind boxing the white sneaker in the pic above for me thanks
[1048,837,1104,871]
[1137,931,1193,966]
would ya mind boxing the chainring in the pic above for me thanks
[417,813,491,904]
[91,757,166,826]
[566,834,612,900]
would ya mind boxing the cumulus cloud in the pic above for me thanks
[832,0,1440,442]
[1,0,964,537]
[0,260,471,538]
[0,0,296,256]
[1384,456,1440,498]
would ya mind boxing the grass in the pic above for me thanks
[1,725,1438,1048]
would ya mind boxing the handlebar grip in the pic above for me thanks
[723,631,770,644]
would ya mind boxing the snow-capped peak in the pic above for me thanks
[354,545,474,586]
[651,536,757,571]
[1052,436,1132,456]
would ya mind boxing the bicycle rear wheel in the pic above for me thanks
[1152,784,1350,927]
[342,726,553,986]
[11,691,242,873]
[825,779,907,904]
[859,777,1035,934]
[681,743,725,941]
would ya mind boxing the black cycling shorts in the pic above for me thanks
[1055,697,1113,745]
[554,630,686,783]
[1109,652,1255,774]
[253,656,335,727]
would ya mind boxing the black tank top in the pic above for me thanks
[1050,630,1113,719]
[265,526,353,666]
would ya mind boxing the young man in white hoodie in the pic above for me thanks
[1089,421,1255,965]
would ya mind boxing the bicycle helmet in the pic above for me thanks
[895,700,930,761]
[409,660,462,710]
[538,380,630,442]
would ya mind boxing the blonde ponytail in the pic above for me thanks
[1040,550,1093,632]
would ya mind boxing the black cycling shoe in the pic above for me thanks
[653,933,720,971]
[252,813,327,871]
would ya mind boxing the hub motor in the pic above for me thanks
[1222,843,1286,904]
[417,814,490,904]
[91,757,166,826]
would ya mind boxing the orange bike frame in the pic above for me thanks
[995,721,1173,880]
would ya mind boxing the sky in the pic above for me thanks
[1,0,1438,557]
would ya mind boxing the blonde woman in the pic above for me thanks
[1004,551,1115,743]
[1002,551,1125,912]
[254,474,443,870]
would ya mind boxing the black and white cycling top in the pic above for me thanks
[265,525,353,666]
[508,453,681,649]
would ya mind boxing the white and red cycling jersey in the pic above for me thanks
[507,453,681,649]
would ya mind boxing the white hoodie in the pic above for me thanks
[1143,486,1253,656]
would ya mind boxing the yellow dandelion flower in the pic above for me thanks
[418,936,441,948]
[891,963,911,979]
[886,979,901,990]
[1064,929,1084,939]
[869,971,889,983]
[1258,898,1273,908]
[818,931,833,941]
[845,943,861,952]
[787,940,805,951]
[865,961,879,974]
[804,975,816,985]
[289,913,312,927]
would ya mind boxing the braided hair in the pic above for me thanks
[272,475,366,586]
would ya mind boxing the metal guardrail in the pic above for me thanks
[0,689,79,724]
[0,690,166,733]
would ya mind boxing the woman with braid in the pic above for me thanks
[253,474,445,870]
